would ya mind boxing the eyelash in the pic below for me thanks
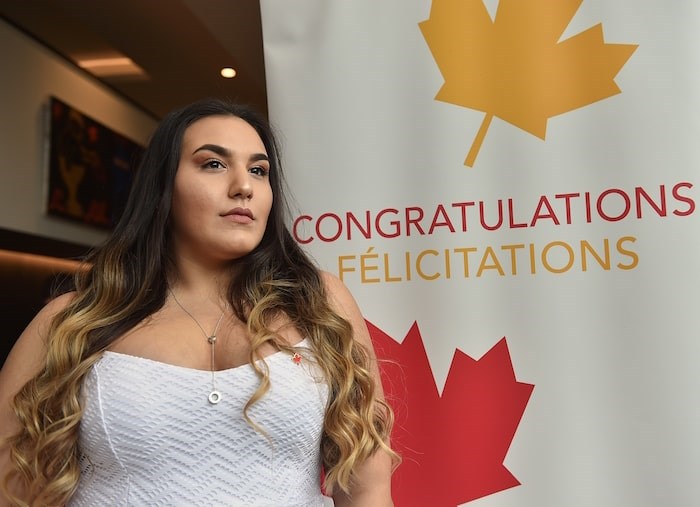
[202,159,226,170]
[249,165,269,177]
[200,159,269,177]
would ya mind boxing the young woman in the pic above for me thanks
[0,99,397,506]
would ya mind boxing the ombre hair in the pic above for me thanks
[2,98,396,505]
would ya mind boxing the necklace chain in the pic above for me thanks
[169,288,226,405]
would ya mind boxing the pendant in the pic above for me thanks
[208,390,222,404]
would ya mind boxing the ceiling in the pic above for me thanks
[0,0,268,120]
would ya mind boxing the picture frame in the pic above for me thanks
[45,96,144,229]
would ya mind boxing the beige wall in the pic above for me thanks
[0,18,158,247]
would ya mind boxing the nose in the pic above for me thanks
[228,165,253,200]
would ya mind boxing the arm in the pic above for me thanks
[320,272,395,507]
[0,292,73,506]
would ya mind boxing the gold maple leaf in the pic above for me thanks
[419,0,638,167]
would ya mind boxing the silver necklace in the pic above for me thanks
[169,288,226,405]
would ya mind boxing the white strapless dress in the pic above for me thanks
[69,339,330,507]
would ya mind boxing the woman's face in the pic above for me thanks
[170,115,273,265]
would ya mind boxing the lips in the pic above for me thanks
[222,207,254,223]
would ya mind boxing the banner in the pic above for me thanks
[261,1,700,505]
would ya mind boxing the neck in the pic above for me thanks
[169,258,237,306]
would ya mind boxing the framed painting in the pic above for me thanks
[46,96,144,229]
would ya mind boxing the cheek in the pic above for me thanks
[173,176,214,211]
[171,188,190,226]
[254,191,273,236]
[171,181,213,231]
[262,190,274,222]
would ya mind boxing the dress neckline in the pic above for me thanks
[101,337,309,374]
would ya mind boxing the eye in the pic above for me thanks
[201,159,226,170]
[249,165,270,177]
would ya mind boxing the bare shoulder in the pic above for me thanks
[0,291,75,397]
[17,291,75,349]
[319,271,373,347]
[320,271,360,318]
[37,290,76,319]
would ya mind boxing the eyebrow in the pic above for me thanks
[192,143,269,163]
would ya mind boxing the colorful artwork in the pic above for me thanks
[46,96,144,229]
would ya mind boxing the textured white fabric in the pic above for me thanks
[69,339,329,507]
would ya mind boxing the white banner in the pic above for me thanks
[261,1,700,505]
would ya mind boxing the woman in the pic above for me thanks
[0,99,397,506]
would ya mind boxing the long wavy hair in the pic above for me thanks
[2,98,396,505]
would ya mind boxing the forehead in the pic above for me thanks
[182,115,266,153]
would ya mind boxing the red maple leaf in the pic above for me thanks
[369,321,534,506]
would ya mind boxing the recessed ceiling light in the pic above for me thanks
[220,67,236,78]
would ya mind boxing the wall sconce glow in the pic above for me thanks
[220,67,237,78]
